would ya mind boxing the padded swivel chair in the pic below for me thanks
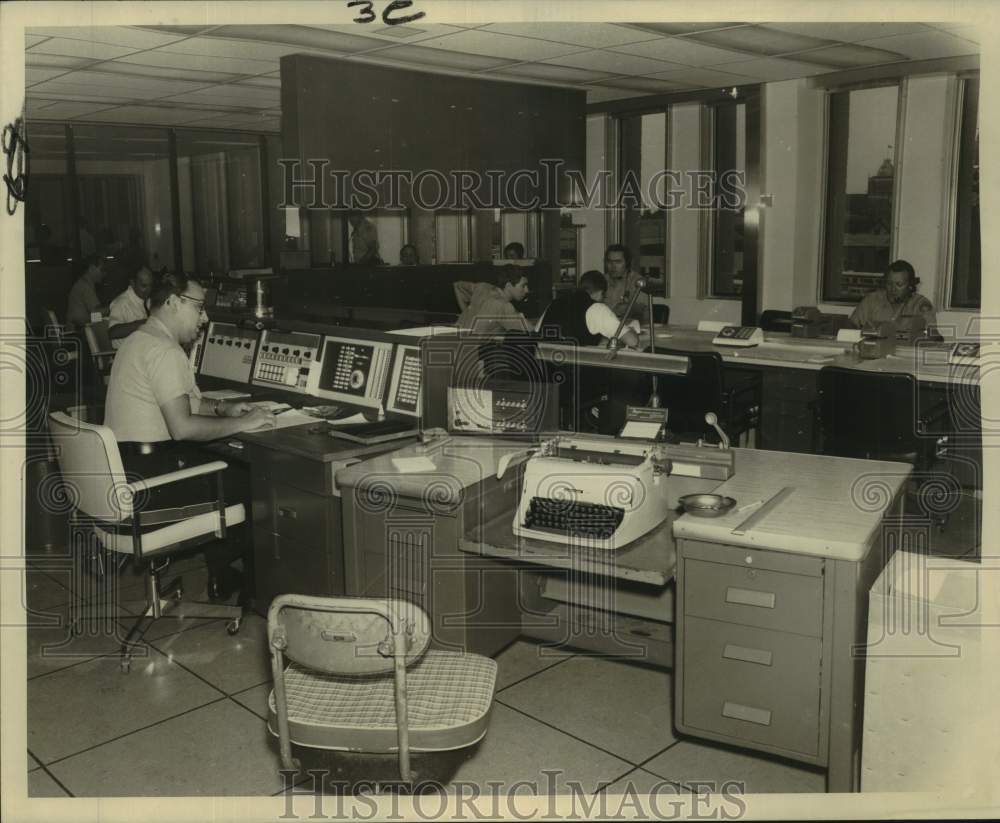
[82,321,116,400]
[48,411,247,672]
[267,594,497,784]
[653,348,760,445]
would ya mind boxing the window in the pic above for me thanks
[25,123,70,265]
[176,130,265,275]
[618,111,667,294]
[559,210,581,283]
[822,84,900,302]
[950,77,980,309]
[709,102,745,298]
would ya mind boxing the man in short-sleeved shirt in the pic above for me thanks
[604,244,656,324]
[454,266,531,334]
[849,259,937,336]
[108,266,154,349]
[65,257,107,329]
[539,270,640,348]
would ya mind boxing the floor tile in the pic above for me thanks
[497,656,675,763]
[150,613,270,694]
[27,648,222,764]
[643,739,827,794]
[231,682,273,720]
[117,565,236,642]
[26,601,126,679]
[445,703,631,795]
[493,638,573,692]
[23,569,73,611]
[28,768,70,797]
[28,751,41,771]
[49,700,286,796]
[599,767,691,797]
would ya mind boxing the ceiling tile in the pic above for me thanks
[543,50,679,75]
[164,89,278,109]
[494,63,618,84]
[26,67,71,85]
[763,22,930,42]
[714,57,832,81]
[26,26,188,49]
[856,30,980,60]
[690,24,834,56]
[235,76,282,88]
[611,37,750,67]
[26,34,49,48]
[931,24,981,45]
[157,35,305,62]
[309,23,466,43]
[482,23,662,48]
[414,29,585,61]
[137,25,220,36]
[79,106,211,125]
[622,23,745,36]
[589,76,687,92]
[643,66,755,88]
[585,87,639,103]
[794,43,909,69]
[25,53,94,69]
[28,101,119,119]
[210,25,388,53]
[27,86,138,104]
[27,37,140,60]
[371,45,513,71]
[95,62,242,84]
[113,51,278,76]
[56,70,212,97]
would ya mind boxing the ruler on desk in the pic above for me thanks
[731,486,794,536]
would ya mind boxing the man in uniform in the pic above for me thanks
[850,259,937,336]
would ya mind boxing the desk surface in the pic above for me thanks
[646,328,979,386]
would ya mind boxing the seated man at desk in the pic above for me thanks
[849,259,937,336]
[104,272,274,596]
[454,266,531,334]
[107,265,154,348]
[398,243,419,266]
[503,241,525,260]
[539,270,640,348]
[604,244,651,323]
[65,255,108,330]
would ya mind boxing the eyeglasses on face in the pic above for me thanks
[178,293,206,311]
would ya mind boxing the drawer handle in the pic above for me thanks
[278,507,298,520]
[320,631,356,643]
[722,644,773,666]
[722,701,772,726]
[725,586,775,609]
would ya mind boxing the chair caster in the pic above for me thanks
[226,617,241,636]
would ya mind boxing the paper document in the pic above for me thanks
[244,409,317,431]
[201,389,251,400]
[248,400,291,413]
[620,420,662,439]
[391,456,436,473]
[327,412,368,426]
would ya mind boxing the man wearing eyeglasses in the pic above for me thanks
[105,272,274,599]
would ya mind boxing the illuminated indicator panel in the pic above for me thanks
[199,322,260,383]
[252,330,322,393]
[306,337,392,410]
[385,345,422,417]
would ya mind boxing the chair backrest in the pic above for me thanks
[48,411,131,522]
[651,348,724,433]
[44,308,65,339]
[83,321,113,356]
[817,367,920,460]
[759,309,793,332]
[268,594,431,676]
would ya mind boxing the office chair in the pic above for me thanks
[82,320,116,387]
[759,309,793,332]
[652,298,670,327]
[267,594,497,784]
[816,367,952,520]
[48,411,247,672]
[653,348,760,446]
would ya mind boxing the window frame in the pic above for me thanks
[944,73,980,311]
[704,99,747,300]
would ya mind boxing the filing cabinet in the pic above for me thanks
[674,537,888,791]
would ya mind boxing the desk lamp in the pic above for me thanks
[607,278,661,407]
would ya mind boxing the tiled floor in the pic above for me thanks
[20,502,980,800]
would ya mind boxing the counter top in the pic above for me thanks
[673,448,910,561]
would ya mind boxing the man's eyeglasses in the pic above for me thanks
[178,294,206,311]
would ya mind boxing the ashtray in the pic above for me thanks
[678,493,737,517]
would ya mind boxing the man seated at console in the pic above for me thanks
[65,255,109,330]
[104,272,274,597]
[849,259,937,336]
[398,243,419,266]
[604,243,651,323]
[108,266,154,348]
[503,241,525,260]
[454,265,531,334]
[539,270,641,349]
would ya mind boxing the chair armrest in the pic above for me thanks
[94,349,116,358]
[126,460,229,493]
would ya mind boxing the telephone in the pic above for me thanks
[949,342,980,366]
[713,325,764,347]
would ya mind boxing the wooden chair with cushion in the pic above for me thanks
[267,594,497,784]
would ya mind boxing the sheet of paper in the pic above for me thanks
[391,456,436,473]
[326,412,369,426]
[619,420,662,439]
[248,400,291,413]
[201,389,252,400]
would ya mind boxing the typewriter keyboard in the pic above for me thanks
[523,497,625,539]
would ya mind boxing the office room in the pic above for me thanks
[3,0,998,819]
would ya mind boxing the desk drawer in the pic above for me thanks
[681,616,822,757]
[273,483,331,545]
[683,558,823,637]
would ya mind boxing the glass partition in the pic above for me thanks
[25,122,71,264]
